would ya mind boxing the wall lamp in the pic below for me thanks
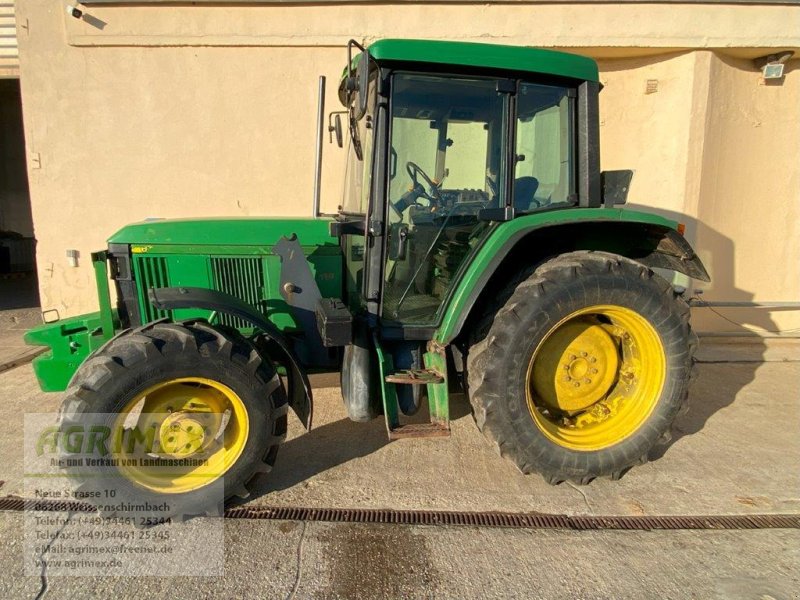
[753,51,794,80]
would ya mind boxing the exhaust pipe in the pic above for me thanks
[312,75,326,218]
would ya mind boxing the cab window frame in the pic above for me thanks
[372,64,593,338]
[379,70,511,326]
[510,80,579,214]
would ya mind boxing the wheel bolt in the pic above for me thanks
[589,357,597,363]
[573,382,580,388]
[591,368,598,374]
[569,354,577,361]
[563,376,571,382]
[584,378,592,384]
[580,351,588,357]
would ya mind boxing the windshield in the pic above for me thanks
[382,74,506,325]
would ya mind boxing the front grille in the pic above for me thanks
[137,256,170,322]
[211,257,265,328]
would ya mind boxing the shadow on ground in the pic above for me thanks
[650,363,760,460]
[247,390,474,500]
[633,207,776,462]
[257,416,389,496]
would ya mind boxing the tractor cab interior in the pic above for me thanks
[382,73,575,326]
[382,73,504,326]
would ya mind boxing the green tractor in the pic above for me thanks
[26,39,709,516]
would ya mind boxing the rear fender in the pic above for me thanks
[436,209,709,345]
[150,286,313,430]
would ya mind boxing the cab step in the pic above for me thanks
[373,333,450,440]
[384,368,444,385]
[389,422,450,440]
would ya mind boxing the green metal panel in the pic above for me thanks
[25,311,119,392]
[308,253,343,299]
[372,333,400,436]
[368,39,599,83]
[423,348,449,425]
[108,217,337,248]
[168,254,215,321]
[262,254,295,331]
[434,207,679,344]
[91,252,115,339]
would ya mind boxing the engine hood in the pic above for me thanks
[108,217,337,248]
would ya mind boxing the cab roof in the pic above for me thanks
[368,39,599,83]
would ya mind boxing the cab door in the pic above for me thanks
[381,73,509,328]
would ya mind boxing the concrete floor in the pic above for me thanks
[0,341,797,598]
[1,514,797,600]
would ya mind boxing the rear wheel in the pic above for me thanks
[466,251,694,484]
[59,320,287,520]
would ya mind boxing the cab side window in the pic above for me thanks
[514,83,575,211]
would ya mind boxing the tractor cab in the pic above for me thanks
[334,40,590,333]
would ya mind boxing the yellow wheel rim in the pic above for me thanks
[113,377,249,494]
[526,305,666,451]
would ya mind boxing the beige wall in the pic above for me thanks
[15,1,800,334]
[693,53,800,334]
[597,49,800,334]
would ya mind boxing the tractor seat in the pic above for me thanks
[514,176,540,211]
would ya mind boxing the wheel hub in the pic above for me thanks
[525,304,667,452]
[159,413,207,458]
[113,377,250,494]
[532,320,619,413]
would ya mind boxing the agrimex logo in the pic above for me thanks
[35,424,157,457]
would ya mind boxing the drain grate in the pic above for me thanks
[223,507,800,530]
[1,496,798,531]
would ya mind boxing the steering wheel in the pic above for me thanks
[406,161,442,203]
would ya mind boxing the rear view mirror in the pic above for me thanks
[346,39,370,121]
[354,48,370,120]
[334,114,343,147]
[328,111,345,147]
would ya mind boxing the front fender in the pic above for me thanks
[150,286,313,430]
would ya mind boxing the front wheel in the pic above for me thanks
[466,251,695,484]
[58,320,287,520]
